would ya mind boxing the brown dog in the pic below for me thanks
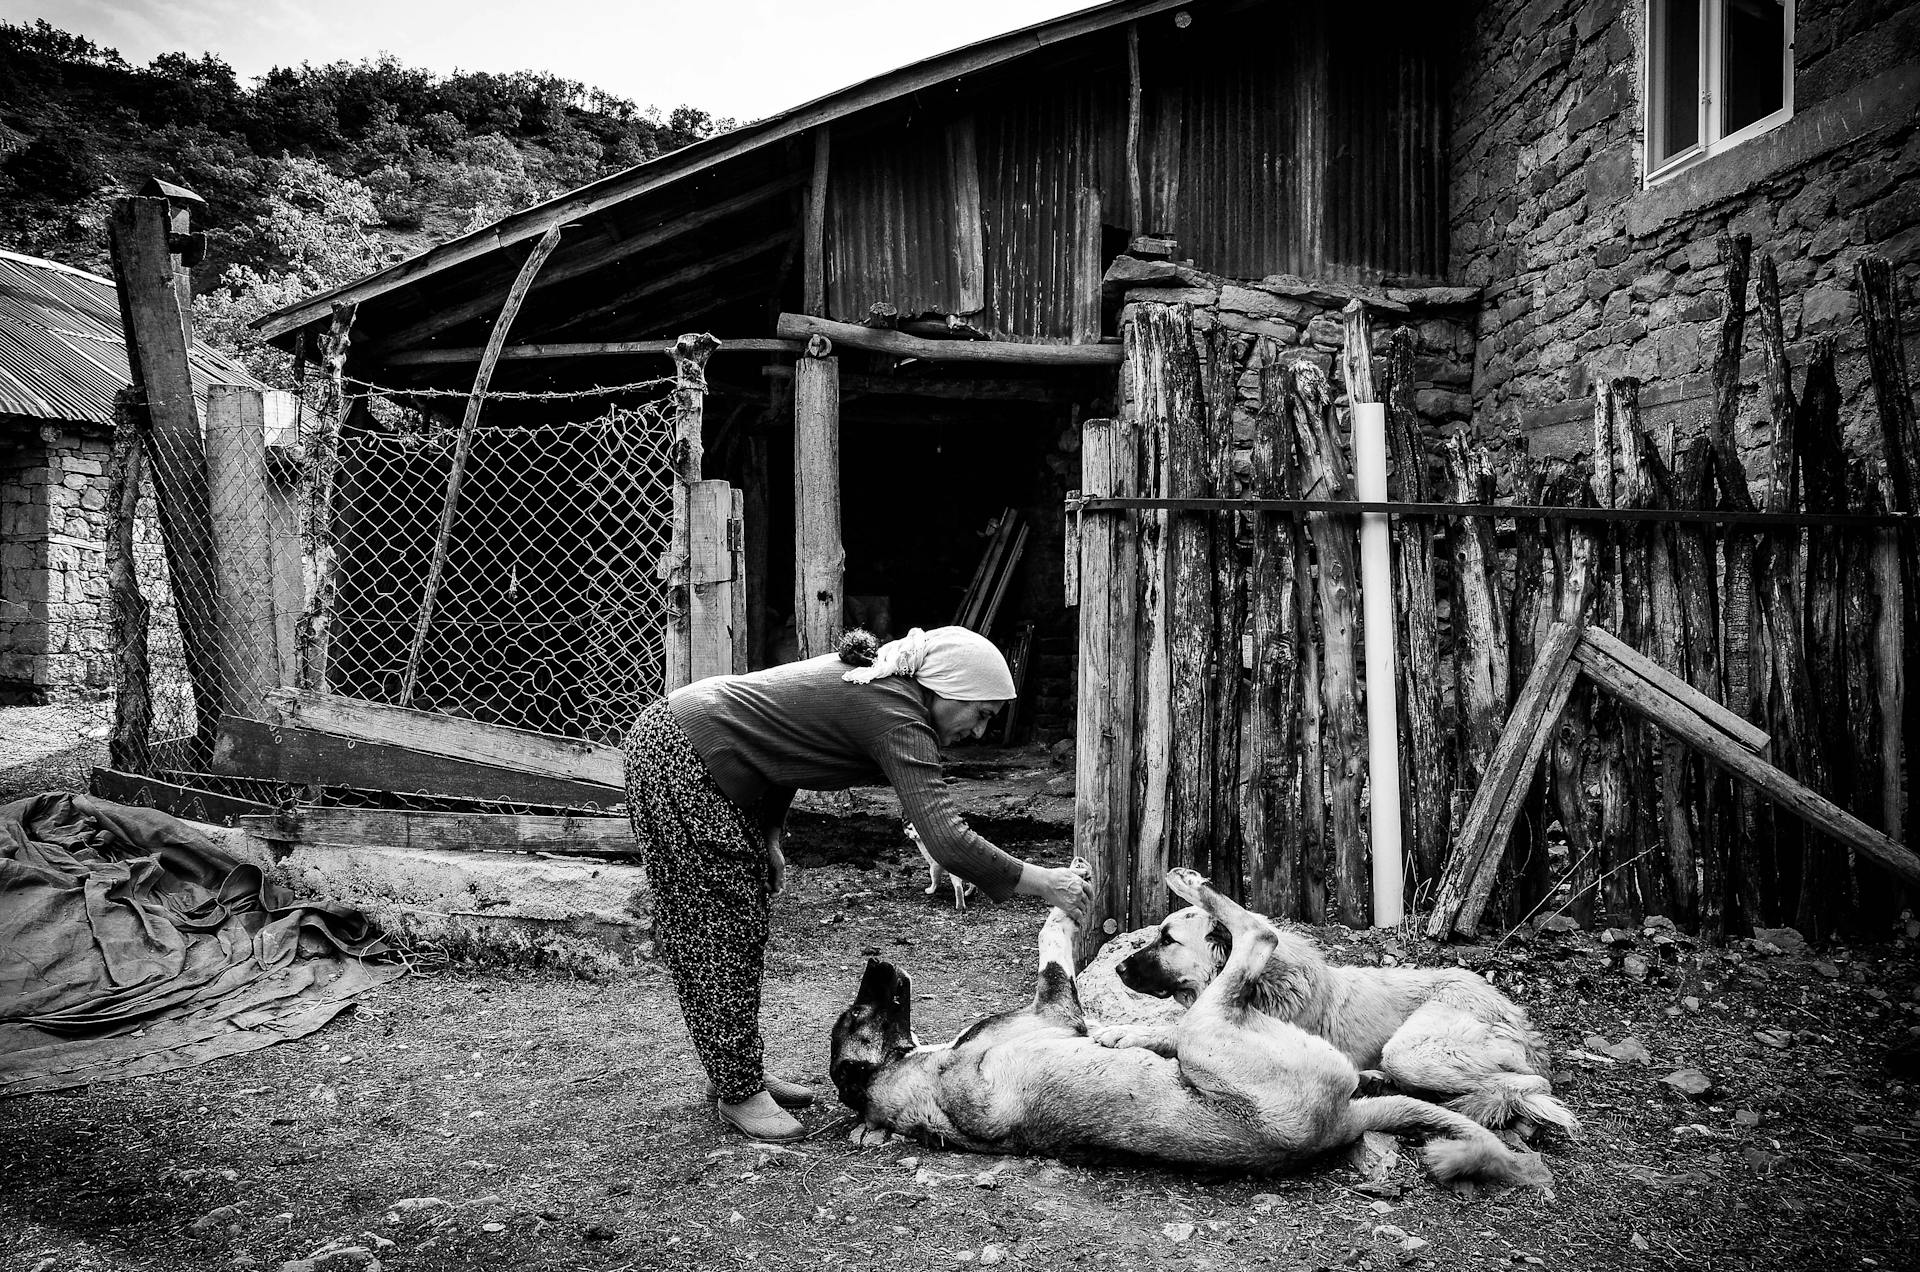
[1103,904,1577,1134]
[829,865,1553,1185]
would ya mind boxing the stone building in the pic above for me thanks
[1452,0,1920,466]
[0,249,267,703]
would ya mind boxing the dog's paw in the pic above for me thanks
[848,1123,892,1148]
[1090,1024,1177,1055]
[1355,1069,1394,1097]
[1067,856,1094,881]
[1164,867,1210,904]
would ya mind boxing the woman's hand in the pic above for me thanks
[764,825,787,895]
[1017,863,1090,926]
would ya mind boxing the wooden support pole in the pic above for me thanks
[729,486,749,675]
[205,386,281,718]
[1126,22,1144,234]
[794,351,844,659]
[296,302,356,692]
[108,194,225,758]
[1426,619,1586,940]
[105,388,152,775]
[1288,360,1367,927]
[399,224,563,706]
[805,128,830,317]
[1576,642,1920,891]
[947,116,985,316]
[1125,306,1178,927]
[775,313,1122,366]
[1446,432,1510,821]
[386,337,804,365]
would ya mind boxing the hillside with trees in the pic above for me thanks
[0,19,731,382]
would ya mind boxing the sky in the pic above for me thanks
[9,0,1106,122]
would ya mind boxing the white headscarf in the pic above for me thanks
[841,626,1016,701]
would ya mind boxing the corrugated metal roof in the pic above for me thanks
[0,248,266,428]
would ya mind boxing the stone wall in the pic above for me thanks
[1450,0,1920,479]
[0,421,178,704]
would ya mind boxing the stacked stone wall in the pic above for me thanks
[1450,0,1920,482]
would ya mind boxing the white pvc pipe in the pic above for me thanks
[1351,402,1404,928]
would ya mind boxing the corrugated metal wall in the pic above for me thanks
[820,7,1450,340]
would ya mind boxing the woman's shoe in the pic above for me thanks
[706,1075,816,1109]
[716,1090,805,1142]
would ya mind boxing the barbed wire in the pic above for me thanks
[341,374,676,404]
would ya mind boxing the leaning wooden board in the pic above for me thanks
[212,717,618,810]
[241,808,635,857]
[89,767,276,826]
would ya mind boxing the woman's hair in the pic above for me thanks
[837,628,881,668]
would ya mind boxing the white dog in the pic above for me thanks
[1101,905,1578,1135]
[904,823,974,910]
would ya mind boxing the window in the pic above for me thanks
[1646,0,1793,181]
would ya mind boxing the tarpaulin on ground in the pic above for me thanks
[0,791,405,1096]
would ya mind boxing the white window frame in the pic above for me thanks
[1644,0,1795,186]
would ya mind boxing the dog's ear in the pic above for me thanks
[1206,920,1233,972]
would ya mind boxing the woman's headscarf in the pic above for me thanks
[841,626,1016,701]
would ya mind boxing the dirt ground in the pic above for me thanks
[5,803,1918,1272]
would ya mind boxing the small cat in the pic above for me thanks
[904,822,974,911]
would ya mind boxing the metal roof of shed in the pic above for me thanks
[0,249,267,428]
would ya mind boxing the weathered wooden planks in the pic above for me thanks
[240,809,635,856]
[90,766,276,826]
[1244,342,1302,918]
[794,352,845,660]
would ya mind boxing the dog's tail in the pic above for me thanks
[1447,1074,1581,1135]
[1350,1095,1552,1189]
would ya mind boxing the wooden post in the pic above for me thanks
[1633,422,1700,925]
[1073,417,1140,955]
[400,224,563,705]
[1125,306,1178,927]
[1073,187,1105,344]
[1671,438,1729,938]
[1126,23,1144,234]
[205,386,281,718]
[794,347,844,659]
[1796,340,1852,928]
[1855,256,1916,838]
[1546,474,1600,924]
[1245,343,1301,918]
[1381,330,1446,896]
[296,302,356,692]
[805,128,830,317]
[1204,330,1245,899]
[1446,433,1509,824]
[105,388,152,774]
[1288,361,1367,927]
[946,116,985,317]
[107,193,224,759]
[729,486,749,675]
[663,332,721,691]
[1165,319,1216,887]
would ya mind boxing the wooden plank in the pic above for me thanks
[1126,307,1177,927]
[663,334,720,693]
[1288,360,1366,927]
[1670,437,1729,939]
[688,479,736,683]
[109,195,224,756]
[1578,645,1920,891]
[211,716,617,808]
[388,338,805,365]
[1445,432,1509,861]
[205,386,282,718]
[729,486,749,675]
[1074,419,1119,951]
[1587,612,1769,754]
[90,766,274,826]
[370,174,806,352]
[257,690,624,788]
[1072,187,1104,344]
[400,225,565,705]
[775,313,1123,366]
[805,128,830,317]
[956,513,1016,629]
[978,522,1029,639]
[1426,621,1585,939]
[794,354,844,658]
[239,809,634,856]
[1125,23,1143,233]
[947,116,985,315]
[296,302,356,693]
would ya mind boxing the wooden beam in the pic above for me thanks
[761,367,1074,401]
[399,224,564,706]
[368,173,806,352]
[794,353,844,658]
[212,716,616,808]
[240,809,634,856]
[1126,23,1144,233]
[946,116,984,315]
[805,128,830,316]
[258,689,624,788]
[90,766,275,826]
[1577,640,1920,890]
[109,194,224,757]
[386,337,804,366]
[775,313,1123,366]
[253,0,1197,343]
[1580,625,1769,752]
[105,389,153,774]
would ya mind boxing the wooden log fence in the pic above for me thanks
[1074,271,1913,946]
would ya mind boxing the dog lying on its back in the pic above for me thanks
[1104,905,1578,1135]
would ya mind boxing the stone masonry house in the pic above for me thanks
[0,248,269,702]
